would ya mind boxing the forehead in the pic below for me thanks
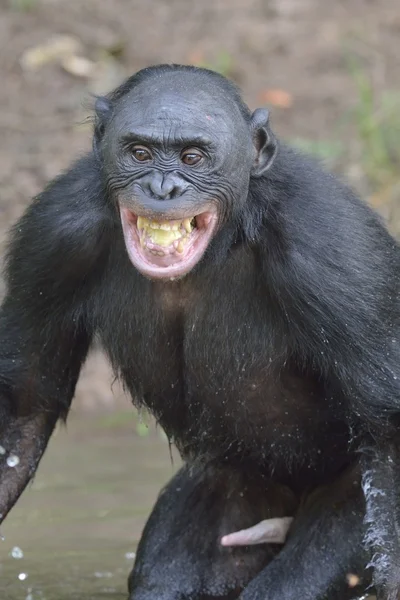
[113,75,246,139]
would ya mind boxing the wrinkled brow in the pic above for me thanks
[121,130,214,149]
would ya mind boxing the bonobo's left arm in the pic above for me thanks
[261,148,400,599]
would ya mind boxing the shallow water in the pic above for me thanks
[0,410,180,599]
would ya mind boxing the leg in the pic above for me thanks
[239,463,370,600]
[128,462,369,600]
[128,462,298,600]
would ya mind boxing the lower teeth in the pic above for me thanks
[139,220,195,254]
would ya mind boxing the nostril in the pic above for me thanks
[147,180,174,200]
[167,185,181,200]
[149,178,185,201]
[140,171,189,201]
[158,183,178,200]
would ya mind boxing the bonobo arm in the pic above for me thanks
[0,299,91,523]
[289,212,400,599]
[361,438,400,600]
[262,153,400,599]
[0,155,110,523]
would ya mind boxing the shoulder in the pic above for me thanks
[255,144,399,272]
[4,153,118,298]
[249,145,400,330]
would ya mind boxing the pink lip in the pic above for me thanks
[120,207,218,280]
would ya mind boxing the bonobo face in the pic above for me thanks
[99,70,276,280]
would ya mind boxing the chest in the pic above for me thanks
[100,251,287,402]
[96,251,350,477]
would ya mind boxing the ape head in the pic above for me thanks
[94,65,277,280]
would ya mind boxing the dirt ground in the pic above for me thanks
[0,0,399,410]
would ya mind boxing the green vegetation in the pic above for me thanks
[94,408,168,439]
[346,56,400,190]
[9,0,38,11]
[195,51,234,78]
[291,139,344,169]
[294,56,400,197]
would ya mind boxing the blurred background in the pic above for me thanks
[0,0,399,598]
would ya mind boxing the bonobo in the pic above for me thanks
[0,64,399,600]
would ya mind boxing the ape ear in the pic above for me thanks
[250,108,278,176]
[93,96,112,158]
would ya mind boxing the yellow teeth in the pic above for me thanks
[137,216,194,233]
[149,229,181,246]
[183,218,192,233]
[160,223,179,231]
[136,215,195,248]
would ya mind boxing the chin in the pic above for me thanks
[119,206,219,280]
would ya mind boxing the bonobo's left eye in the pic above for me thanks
[181,148,204,166]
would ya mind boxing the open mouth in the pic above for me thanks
[120,208,218,279]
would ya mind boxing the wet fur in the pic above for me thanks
[0,65,399,600]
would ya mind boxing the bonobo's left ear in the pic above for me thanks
[250,108,278,176]
[93,96,112,158]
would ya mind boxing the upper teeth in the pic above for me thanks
[137,216,193,233]
[137,216,194,248]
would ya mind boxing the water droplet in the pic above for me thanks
[0,445,6,455]
[7,455,20,468]
[94,571,113,578]
[125,552,136,560]
[11,546,24,559]
[18,572,28,581]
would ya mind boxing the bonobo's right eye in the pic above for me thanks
[131,145,153,162]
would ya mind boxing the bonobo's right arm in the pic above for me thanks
[0,155,111,524]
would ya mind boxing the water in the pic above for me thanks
[0,410,180,599]
[0,407,377,600]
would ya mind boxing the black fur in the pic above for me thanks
[129,462,368,600]
[0,64,399,600]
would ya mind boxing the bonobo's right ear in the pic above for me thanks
[93,96,112,158]
[250,108,278,177]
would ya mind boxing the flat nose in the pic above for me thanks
[144,172,188,200]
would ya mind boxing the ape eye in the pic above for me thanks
[181,148,204,166]
[131,146,152,162]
